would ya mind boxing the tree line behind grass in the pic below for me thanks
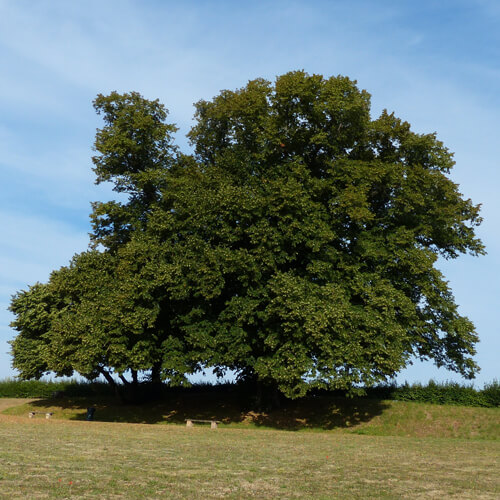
[0,378,498,408]
[9,71,485,404]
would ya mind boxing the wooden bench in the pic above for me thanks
[29,412,53,419]
[185,418,220,429]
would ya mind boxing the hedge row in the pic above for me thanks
[0,379,113,398]
[365,380,500,407]
[0,378,498,407]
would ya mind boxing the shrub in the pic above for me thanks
[0,378,113,398]
[481,380,500,407]
[374,380,499,407]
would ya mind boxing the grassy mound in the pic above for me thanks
[3,390,498,440]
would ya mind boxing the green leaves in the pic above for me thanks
[173,71,484,395]
[91,91,178,250]
[9,74,484,399]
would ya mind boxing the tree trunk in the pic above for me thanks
[98,367,116,387]
[238,370,284,411]
[98,367,125,401]
[150,362,162,384]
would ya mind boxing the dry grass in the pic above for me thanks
[0,398,498,499]
[0,398,38,412]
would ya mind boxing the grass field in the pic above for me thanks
[1,398,499,499]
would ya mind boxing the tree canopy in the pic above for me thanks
[9,71,485,399]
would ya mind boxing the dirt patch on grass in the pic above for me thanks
[0,398,39,412]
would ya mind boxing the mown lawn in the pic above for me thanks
[0,401,499,499]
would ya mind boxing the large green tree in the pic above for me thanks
[148,71,484,397]
[88,91,195,388]
[10,92,194,395]
[9,72,484,400]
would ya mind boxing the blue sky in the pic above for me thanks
[0,0,498,385]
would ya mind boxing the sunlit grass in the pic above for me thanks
[0,411,498,499]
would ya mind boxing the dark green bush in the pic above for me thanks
[369,380,499,407]
[481,380,500,407]
[0,378,113,398]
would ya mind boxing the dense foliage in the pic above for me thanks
[9,72,484,399]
